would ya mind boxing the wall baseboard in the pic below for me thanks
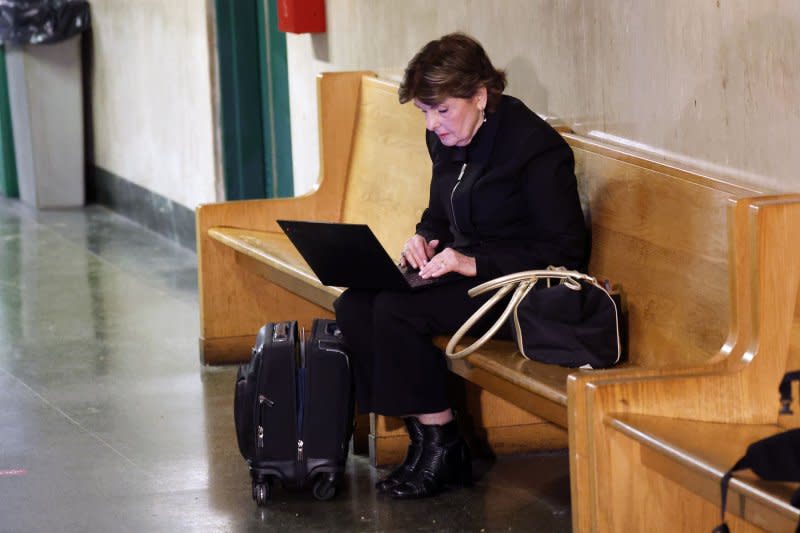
[88,166,196,252]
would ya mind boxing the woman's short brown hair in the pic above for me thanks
[399,33,506,111]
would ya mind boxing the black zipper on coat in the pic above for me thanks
[450,163,467,234]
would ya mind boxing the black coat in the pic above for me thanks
[415,94,588,279]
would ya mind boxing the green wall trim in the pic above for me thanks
[262,0,294,198]
[214,0,294,200]
[215,0,267,200]
[0,46,19,198]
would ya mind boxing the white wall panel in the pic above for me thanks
[89,0,218,208]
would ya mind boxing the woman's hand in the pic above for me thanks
[400,235,439,270]
[419,248,477,278]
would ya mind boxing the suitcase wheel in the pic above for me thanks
[253,479,271,507]
[312,473,338,501]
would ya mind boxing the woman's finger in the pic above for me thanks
[403,237,423,269]
[420,251,447,278]
[425,239,440,259]
[412,243,427,268]
[420,248,476,278]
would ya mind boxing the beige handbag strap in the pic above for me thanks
[444,268,600,360]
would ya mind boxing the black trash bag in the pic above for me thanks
[0,0,90,46]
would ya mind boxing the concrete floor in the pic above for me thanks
[0,198,572,532]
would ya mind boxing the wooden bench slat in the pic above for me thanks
[208,227,311,277]
[607,413,800,532]
[434,337,575,407]
[208,227,342,309]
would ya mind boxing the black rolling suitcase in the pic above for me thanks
[234,319,354,506]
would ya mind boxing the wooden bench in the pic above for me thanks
[566,193,800,532]
[196,71,800,530]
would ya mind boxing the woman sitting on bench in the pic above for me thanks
[335,32,588,499]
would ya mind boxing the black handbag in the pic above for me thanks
[445,267,622,369]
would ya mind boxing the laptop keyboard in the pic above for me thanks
[404,269,441,288]
[400,266,458,289]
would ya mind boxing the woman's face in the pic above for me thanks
[414,88,487,147]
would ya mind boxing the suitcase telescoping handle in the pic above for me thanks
[325,321,343,338]
[273,322,291,342]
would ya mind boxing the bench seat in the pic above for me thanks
[435,337,639,428]
[208,227,341,309]
[607,413,800,532]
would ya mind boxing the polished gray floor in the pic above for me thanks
[0,198,571,532]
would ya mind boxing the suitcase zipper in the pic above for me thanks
[259,394,275,407]
[254,322,290,452]
[256,395,274,448]
[314,322,352,458]
[296,327,307,464]
[256,394,275,448]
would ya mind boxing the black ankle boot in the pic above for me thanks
[390,420,472,499]
[375,417,425,493]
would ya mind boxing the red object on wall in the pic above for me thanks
[277,0,326,34]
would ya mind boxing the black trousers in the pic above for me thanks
[334,278,510,417]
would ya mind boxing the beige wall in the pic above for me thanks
[84,2,800,208]
[89,0,219,209]
[287,1,800,196]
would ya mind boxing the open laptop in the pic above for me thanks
[277,220,461,291]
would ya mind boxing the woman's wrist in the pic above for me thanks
[460,255,477,277]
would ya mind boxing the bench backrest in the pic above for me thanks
[339,76,431,253]
[566,136,767,367]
